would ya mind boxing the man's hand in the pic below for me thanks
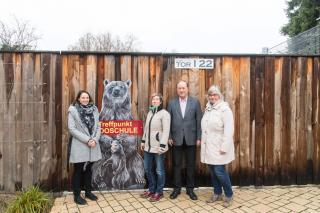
[168,139,174,146]
[196,140,201,147]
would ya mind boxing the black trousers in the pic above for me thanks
[172,138,196,190]
[72,162,93,196]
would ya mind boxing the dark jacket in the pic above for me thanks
[167,96,202,146]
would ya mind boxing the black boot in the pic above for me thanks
[85,191,98,201]
[186,189,198,200]
[74,194,87,205]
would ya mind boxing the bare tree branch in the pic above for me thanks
[0,17,41,50]
[68,32,140,52]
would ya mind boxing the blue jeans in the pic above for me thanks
[208,164,233,198]
[143,151,165,194]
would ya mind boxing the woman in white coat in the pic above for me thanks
[201,85,235,207]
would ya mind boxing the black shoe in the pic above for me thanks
[186,190,198,200]
[74,195,87,205]
[85,191,98,201]
[170,189,181,199]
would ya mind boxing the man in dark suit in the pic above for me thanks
[168,80,202,200]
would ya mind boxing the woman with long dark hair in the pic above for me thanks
[68,90,102,205]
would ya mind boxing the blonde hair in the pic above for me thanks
[207,85,224,100]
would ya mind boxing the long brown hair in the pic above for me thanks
[72,90,94,105]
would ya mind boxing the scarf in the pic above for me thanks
[149,103,163,113]
[75,102,95,136]
[205,100,223,112]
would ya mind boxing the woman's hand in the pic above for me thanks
[88,139,96,147]
[140,143,145,151]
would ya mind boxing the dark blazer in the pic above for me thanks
[167,96,202,146]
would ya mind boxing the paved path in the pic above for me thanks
[50,185,320,213]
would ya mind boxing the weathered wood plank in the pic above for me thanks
[280,57,295,185]
[232,57,240,186]
[264,56,276,185]
[161,56,170,108]
[39,53,53,190]
[14,54,22,190]
[296,57,308,184]
[131,56,139,119]
[306,58,313,183]
[168,57,176,102]
[33,54,42,186]
[120,55,132,103]
[239,57,252,186]
[212,57,222,89]
[3,53,17,192]
[97,55,105,111]
[253,57,265,186]
[61,55,70,189]
[312,57,320,183]
[137,56,149,121]
[0,54,5,190]
[115,55,121,81]
[86,55,97,103]
[79,55,87,90]
[104,55,115,81]
[188,68,199,100]
[155,56,163,94]
[198,68,206,109]
[53,54,62,191]
[21,53,35,189]
[289,57,297,185]
[120,55,131,82]
[249,57,256,185]
[149,56,156,96]
[274,57,283,185]
[318,57,320,184]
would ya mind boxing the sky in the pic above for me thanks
[1,0,289,53]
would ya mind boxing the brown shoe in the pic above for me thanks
[140,191,154,198]
[149,193,163,202]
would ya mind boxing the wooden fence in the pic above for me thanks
[0,51,319,192]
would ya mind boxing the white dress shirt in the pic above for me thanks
[179,97,188,118]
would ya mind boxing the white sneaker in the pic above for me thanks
[223,196,233,207]
[206,194,223,203]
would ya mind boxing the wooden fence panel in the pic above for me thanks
[1,52,320,192]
